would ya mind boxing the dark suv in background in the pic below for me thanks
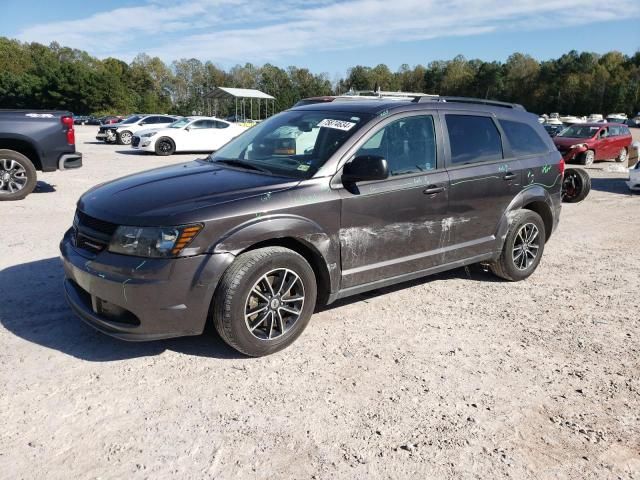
[61,96,563,356]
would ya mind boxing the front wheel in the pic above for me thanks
[154,137,175,156]
[0,149,37,201]
[213,247,317,357]
[490,209,546,281]
[579,149,595,166]
[616,147,628,164]
[562,167,591,203]
[117,130,132,145]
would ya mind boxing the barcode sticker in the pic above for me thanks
[318,119,356,131]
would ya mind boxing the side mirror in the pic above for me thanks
[342,155,389,183]
[185,126,191,132]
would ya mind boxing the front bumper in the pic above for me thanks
[131,136,156,151]
[560,146,587,163]
[627,168,640,191]
[60,229,234,341]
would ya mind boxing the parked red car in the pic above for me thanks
[553,123,632,165]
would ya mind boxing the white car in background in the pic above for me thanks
[98,114,180,145]
[132,117,248,156]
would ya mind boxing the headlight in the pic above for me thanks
[569,143,587,149]
[108,224,203,258]
[141,132,158,138]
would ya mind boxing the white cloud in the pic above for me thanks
[15,0,640,64]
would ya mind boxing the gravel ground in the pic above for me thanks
[1,126,639,479]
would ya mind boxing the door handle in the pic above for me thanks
[503,172,517,180]
[423,185,445,195]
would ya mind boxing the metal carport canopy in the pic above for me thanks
[208,87,275,101]
[207,87,276,121]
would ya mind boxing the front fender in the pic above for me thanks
[211,214,339,292]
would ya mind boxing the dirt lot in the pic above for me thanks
[1,126,639,479]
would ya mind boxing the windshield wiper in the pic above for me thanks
[213,158,271,174]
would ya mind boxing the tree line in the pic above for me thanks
[1,37,639,117]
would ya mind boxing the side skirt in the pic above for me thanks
[326,252,496,304]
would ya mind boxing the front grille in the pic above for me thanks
[75,232,108,253]
[76,210,118,235]
[72,210,118,254]
[132,136,140,147]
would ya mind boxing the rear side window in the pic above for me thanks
[499,119,549,156]
[446,115,503,164]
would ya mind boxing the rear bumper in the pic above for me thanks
[58,152,82,170]
[60,229,234,341]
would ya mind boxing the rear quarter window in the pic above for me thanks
[499,119,549,156]
[445,114,503,165]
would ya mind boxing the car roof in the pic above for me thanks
[291,98,534,121]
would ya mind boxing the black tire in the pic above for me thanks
[562,168,591,203]
[0,149,37,201]
[213,247,317,357]
[154,137,175,156]
[579,149,595,166]
[117,130,132,145]
[490,209,546,281]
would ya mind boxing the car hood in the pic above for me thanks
[78,160,300,225]
[553,136,593,147]
[135,127,164,136]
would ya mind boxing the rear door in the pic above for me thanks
[440,111,522,261]
[338,112,450,288]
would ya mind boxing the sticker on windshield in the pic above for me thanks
[297,164,310,171]
[318,119,356,131]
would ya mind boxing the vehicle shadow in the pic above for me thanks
[33,181,56,193]
[0,257,243,362]
[115,150,149,155]
[590,176,635,196]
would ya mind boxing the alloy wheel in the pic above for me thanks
[512,223,540,271]
[244,268,305,341]
[0,158,28,195]
[120,131,132,144]
[159,140,172,153]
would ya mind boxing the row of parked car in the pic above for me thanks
[95,114,248,156]
[73,115,122,126]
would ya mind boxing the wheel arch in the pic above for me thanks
[496,185,556,245]
[211,215,339,306]
[0,137,42,170]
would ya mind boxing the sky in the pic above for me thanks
[2,0,639,76]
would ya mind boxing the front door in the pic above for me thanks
[338,114,450,289]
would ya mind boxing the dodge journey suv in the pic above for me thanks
[61,96,563,356]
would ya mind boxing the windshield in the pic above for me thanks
[121,115,142,125]
[169,118,191,128]
[209,110,373,178]
[557,125,599,138]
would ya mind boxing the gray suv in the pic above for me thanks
[61,97,563,356]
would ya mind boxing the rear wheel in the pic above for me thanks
[154,137,175,156]
[0,149,37,201]
[616,147,628,164]
[213,247,317,357]
[117,130,132,145]
[579,150,595,166]
[562,167,591,203]
[490,209,545,281]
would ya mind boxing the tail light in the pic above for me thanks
[61,115,75,145]
[558,157,565,176]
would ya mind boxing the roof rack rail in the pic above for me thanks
[414,96,525,111]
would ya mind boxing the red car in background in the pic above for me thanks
[99,115,122,125]
[553,123,632,165]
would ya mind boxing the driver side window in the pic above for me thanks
[356,115,437,176]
